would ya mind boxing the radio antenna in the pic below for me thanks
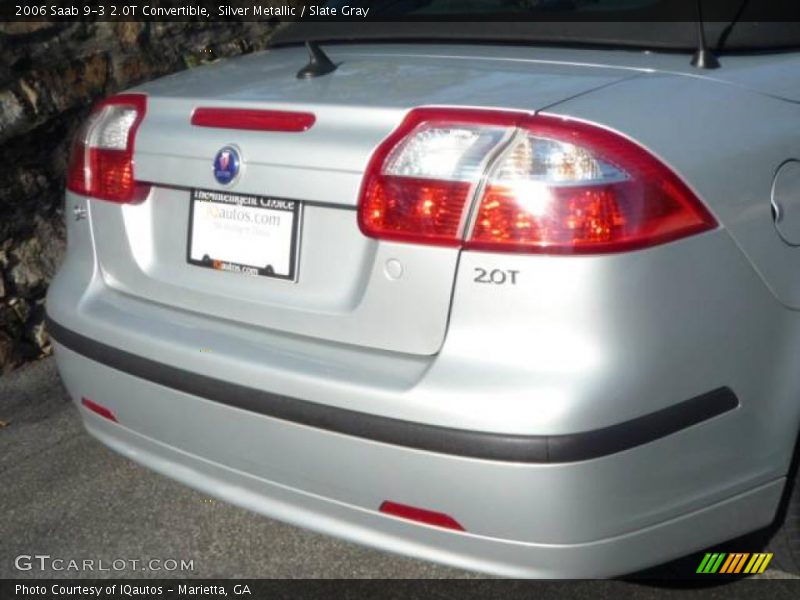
[296,41,338,79]
[690,0,720,69]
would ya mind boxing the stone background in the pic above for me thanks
[0,19,285,373]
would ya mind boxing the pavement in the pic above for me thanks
[0,358,798,594]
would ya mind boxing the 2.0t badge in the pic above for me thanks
[213,146,241,185]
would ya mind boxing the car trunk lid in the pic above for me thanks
[89,44,634,355]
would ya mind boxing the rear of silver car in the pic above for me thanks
[47,43,800,577]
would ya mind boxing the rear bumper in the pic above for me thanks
[47,200,799,576]
[52,340,782,578]
[47,316,738,464]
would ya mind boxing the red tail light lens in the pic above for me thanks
[379,501,465,531]
[360,177,471,246]
[358,109,716,254]
[66,94,147,203]
[191,108,316,132]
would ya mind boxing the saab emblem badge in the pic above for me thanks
[213,146,240,185]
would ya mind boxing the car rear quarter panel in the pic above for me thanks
[445,71,800,489]
[542,71,800,310]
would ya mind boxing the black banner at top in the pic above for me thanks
[2,0,800,22]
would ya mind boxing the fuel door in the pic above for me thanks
[771,160,800,246]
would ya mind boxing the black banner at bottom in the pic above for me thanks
[3,579,800,600]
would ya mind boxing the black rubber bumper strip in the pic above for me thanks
[46,315,739,463]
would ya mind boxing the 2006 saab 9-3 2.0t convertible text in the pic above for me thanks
[47,7,800,578]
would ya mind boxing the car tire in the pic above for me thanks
[767,433,800,575]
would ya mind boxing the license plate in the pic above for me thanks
[187,189,301,281]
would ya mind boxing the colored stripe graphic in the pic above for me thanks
[733,553,749,574]
[696,553,713,573]
[697,552,773,574]
[710,553,726,573]
[719,554,736,573]
[744,553,773,574]
[720,553,747,573]
[697,553,726,573]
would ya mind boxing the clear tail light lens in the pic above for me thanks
[358,109,716,254]
[66,94,148,203]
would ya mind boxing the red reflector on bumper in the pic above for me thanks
[81,397,118,422]
[379,501,465,531]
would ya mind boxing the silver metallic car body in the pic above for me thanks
[48,43,800,577]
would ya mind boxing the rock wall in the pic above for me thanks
[0,20,281,373]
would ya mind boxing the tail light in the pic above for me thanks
[359,108,517,247]
[191,107,316,132]
[358,109,716,254]
[66,94,148,203]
